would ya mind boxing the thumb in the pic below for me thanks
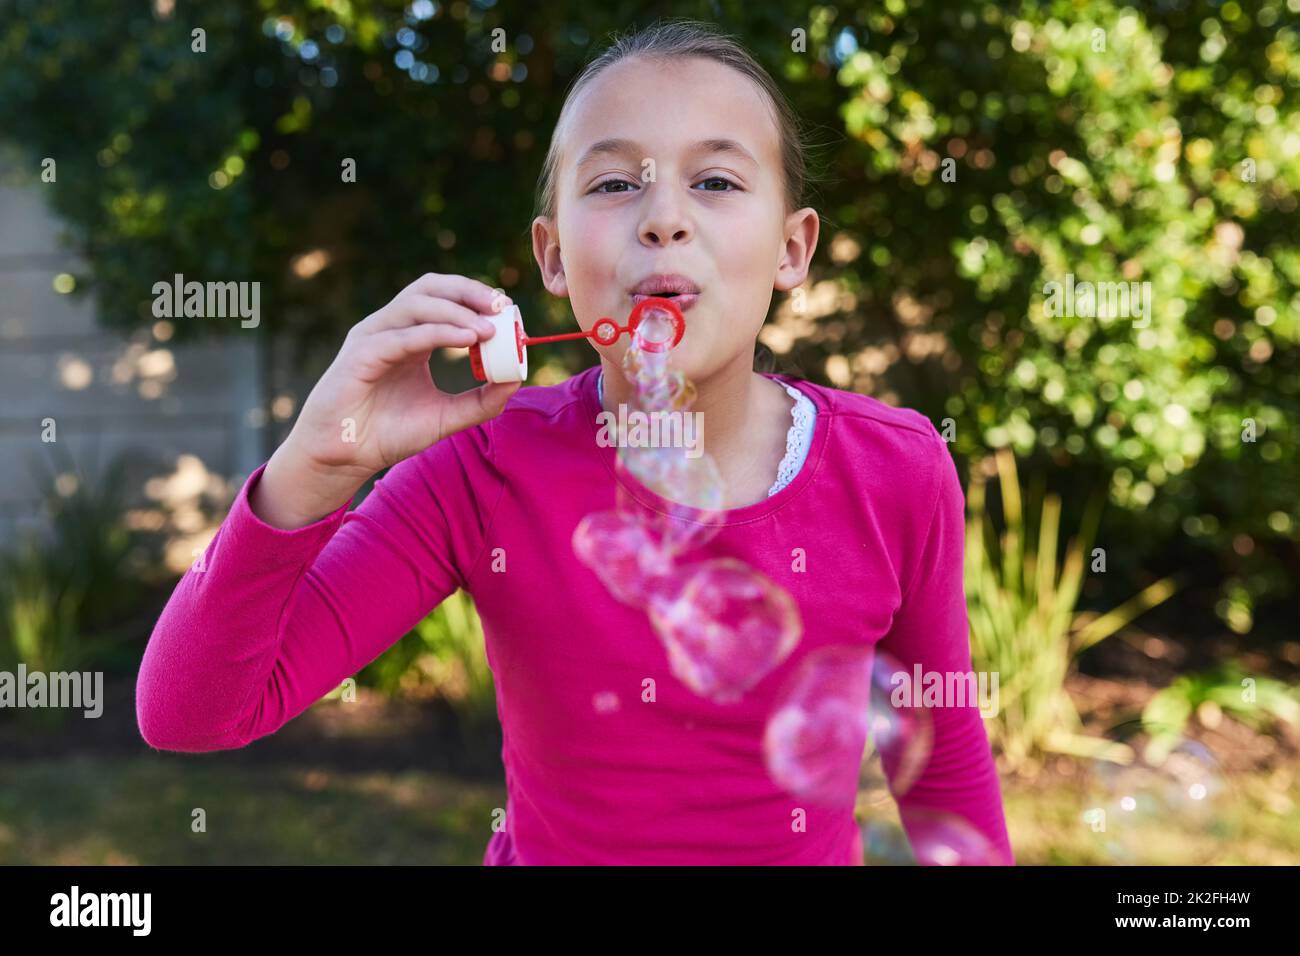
[438,380,522,438]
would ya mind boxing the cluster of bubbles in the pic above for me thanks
[573,309,969,863]
[573,308,801,704]
[1079,731,1231,864]
[762,644,1001,864]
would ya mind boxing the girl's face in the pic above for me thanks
[532,55,818,384]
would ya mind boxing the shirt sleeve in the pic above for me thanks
[135,424,499,752]
[874,430,1016,865]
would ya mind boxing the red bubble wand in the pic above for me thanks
[469,296,686,383]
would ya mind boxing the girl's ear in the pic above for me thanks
[531,215,569,298]
[774,207,820,293]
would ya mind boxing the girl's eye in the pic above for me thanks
[593,179,638,194]
[591,176,741,194]
[694,176,740,192]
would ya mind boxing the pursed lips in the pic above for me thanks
[630,290,699,311]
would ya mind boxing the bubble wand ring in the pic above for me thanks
[469,296,686,383]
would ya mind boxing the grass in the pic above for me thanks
[3,752,1296,864]
[0,756,505,865]
[1001,769,1300,865]
[3,669,1294,865]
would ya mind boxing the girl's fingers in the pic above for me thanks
[368,293,498,336]
[350,322,476,379]
[409,272,511,317]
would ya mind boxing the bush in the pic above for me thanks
[1,0,1295,629]
[966,449,1176,771]
[0,450,149,676]
[359,589,496,724]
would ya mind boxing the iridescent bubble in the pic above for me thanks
[630,308,676,350]
[617,439,722,509]
[1158,738,1228,809]
[613,445,725,558]
[858,817,915,865]
[622,312,691,409]
[897,807,1000,865]
[767,646,934,812]
[764,645,873,806]
[863,648,934,798]
[858,808,1000,865]
[647,557,802,705]
[572,509,674,608]
[1081,735,1229,864]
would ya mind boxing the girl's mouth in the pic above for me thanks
[631,292,699,311]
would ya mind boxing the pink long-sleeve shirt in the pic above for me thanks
[136,365,1014,865]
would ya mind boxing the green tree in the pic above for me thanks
[2,0,1296,631]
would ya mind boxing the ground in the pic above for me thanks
[2,668,1296,865]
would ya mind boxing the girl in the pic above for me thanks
[137,19,1014,866]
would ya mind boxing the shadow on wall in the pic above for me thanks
[0,441,235,681]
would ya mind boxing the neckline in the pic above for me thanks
[580,365,831,526]
[598,369,814,490]
[767,382,816,497]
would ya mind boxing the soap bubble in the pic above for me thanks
[863,649,934,798]
[1081,735,1230,864]
[613,445,725,558]
[858,809,1000,865]
[859,817,915,865]
[622,312,693,409]
[617,437,720,506]
[765,646,935,807]
[630,307,676,350]
[905,808,999,865]
[647,557,802,705]
[764,645,873,806]
[572,509,674,608]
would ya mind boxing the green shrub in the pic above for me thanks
[967,449,1177,771]
[0,450,145,676]
[359,589,496,724]
[1,0,1295,628]
[1142,664,1300,761]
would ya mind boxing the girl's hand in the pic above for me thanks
[250,274,520,529]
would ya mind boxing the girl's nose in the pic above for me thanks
[638,187,693,246]
[643,225,691,245]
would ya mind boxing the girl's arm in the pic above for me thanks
[136,426,499,752]
[137,273,515,752]
[875,434,1016,865]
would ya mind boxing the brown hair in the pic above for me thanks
[533,19,819,373]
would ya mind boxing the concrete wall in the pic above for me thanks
[0,144,486,559]
[0,149,267,549]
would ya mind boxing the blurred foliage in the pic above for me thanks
[826,0,1300,635]
[967,448,1177,771]
[0,0,1296,631]
[358,589,496,722]
[0,539,82,677]
[1142,662,1300,759]
[0,450,146,686]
